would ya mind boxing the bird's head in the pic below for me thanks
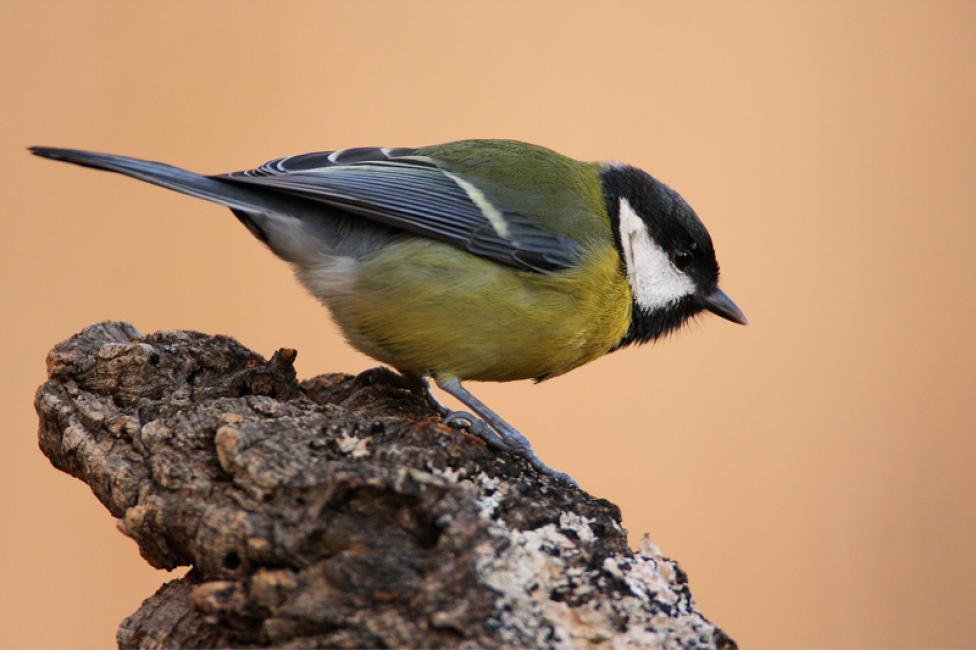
[600,163,746,349]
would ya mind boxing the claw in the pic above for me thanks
[444,411,484,434]
[532,463,578,488]
[443,411,510,451]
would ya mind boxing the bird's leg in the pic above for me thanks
[434,377,578,487]
[399,374,507,447]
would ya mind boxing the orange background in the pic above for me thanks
[2,2,974,648]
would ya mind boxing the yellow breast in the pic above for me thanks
[323,238,632,382]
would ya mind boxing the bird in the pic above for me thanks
[30,139,746,486]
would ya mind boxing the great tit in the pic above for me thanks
[30,140,745,485]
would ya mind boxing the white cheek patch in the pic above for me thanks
[618,197,696,311]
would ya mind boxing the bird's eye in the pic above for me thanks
[672,249,693,272]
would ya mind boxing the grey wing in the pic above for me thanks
[218,147,581,273]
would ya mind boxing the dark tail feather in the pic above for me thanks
[29,146,306,216]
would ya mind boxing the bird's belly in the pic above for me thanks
[318,239,631,381]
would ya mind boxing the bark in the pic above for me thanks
[35,321,736,649]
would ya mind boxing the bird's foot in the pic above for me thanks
[444,412,576,486]
[513,447,579,487]
[444,411,509,450]
[444,410,484,434]
[482,420,576,487]
[433,376,579,488]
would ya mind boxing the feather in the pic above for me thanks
[29,145,582,274]
[220,148,581,273]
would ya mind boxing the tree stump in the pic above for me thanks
[35,322,736,649]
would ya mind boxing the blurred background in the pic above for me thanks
[2,1,974,648]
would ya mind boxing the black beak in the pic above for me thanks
[701,288,747,325]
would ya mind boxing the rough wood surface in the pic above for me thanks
[35,321,736,649]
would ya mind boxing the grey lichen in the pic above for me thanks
[35,321,735,649]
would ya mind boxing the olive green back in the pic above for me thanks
[417,139,610,246]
